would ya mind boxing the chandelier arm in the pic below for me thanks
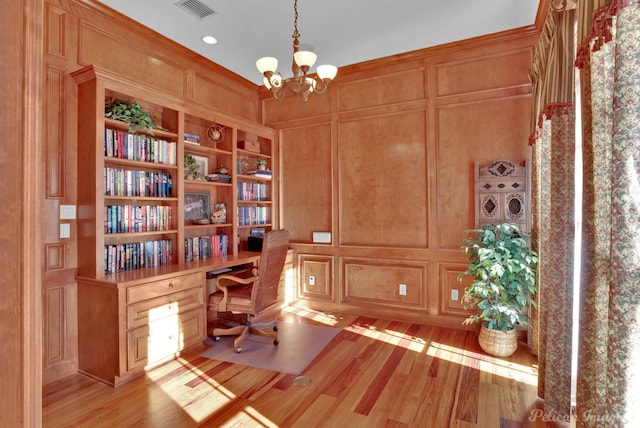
[313,77,329,94]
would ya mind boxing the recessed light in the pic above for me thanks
[202,35,218,45]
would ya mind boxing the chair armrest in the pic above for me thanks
[215,274,259,312]
[216,273,258,286]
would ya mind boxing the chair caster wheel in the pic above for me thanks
[273,326,278,332]
[235,347,242,353]
[214,336,221,342]
[273,339,279,346]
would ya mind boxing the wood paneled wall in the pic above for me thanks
[264,28,539,329]
[2,0,43,424]
[41,0,261,383]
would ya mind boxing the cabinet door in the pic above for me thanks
[127,308,204,371]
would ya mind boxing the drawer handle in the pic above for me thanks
[168,283,174,289]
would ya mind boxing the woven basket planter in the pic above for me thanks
[478,324,517,357]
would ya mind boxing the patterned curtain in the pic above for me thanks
[531,104,575,420]
[529,5,576,420]
[576,1,640,426]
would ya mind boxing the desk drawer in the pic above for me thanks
[127,272,202,304]
[127,287,204,329]
[126,308,204,371]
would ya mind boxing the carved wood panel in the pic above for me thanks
[475,159,530,233]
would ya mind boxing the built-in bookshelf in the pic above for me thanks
[236,136,273,244]
[73,66,276,277]
[71,65,274,386]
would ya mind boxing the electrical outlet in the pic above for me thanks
[309,275,315,286]
[451,289,459,301]
[399,283,407,296]
[60,223,71,239]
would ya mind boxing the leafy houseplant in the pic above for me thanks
[459,223,538,356]
[256,159,267,170]
[105,98,156,134]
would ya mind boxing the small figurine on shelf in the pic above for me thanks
[257,159,267,171]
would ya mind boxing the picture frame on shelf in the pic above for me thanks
[184,192,211,223]
[191,154,209,177]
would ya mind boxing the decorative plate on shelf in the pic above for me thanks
[206,125,225,144]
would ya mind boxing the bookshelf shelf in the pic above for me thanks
[184,180,233,188]
[237,148,271,159]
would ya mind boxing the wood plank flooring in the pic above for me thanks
[43,307,548,427]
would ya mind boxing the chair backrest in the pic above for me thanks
[250,229,290,315]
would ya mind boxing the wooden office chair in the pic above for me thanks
[208,229,289,353]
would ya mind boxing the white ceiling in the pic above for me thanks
[97,0,539,86]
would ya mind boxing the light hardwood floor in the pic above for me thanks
[43,307,548,427]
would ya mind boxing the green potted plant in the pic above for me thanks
[105,98,156,134]
[256,158,267,170]
[459,223,538,357]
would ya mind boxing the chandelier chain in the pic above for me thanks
[292,0,300,41]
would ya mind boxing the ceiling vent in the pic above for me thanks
[175,0,216,20]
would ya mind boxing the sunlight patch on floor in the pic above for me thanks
[428,341,538,386]
[282,306,340,326]
[343,323,427,353]
[146,357,239,422]
[218,406,279,428]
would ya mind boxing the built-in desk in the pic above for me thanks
[76,252,261,387]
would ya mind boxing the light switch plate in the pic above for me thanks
[312,232,331,243]
[60,205,76,220]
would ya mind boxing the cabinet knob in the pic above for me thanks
[168,283,174,289]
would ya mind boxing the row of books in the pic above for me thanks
[185,234,228,261]
[246,169,272,180]
[237,206,269,226]
[238,182,268,201]
[104,205,172,234]
[104,167,173,197]
[184,133,201,145]
[104,239,173,274]
[104,129,177,166]
[206,173,231,183]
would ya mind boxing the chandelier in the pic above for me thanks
[256,0,337,102]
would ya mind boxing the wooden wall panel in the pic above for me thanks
[435,49,532,97]
[47,5,66,58]
[43,283,78,384]
[439,262,472,317]
[268,29,539,329]
[281,124,333,242]
[78,23,187,97]
[436,95,531,249]
[298,255,333,301]
[193,73,257,122]
[338,69,425,111]
[261,92,332,124]
[339,110,427,247]
[46,66,66,197]
[342,258,427,310]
